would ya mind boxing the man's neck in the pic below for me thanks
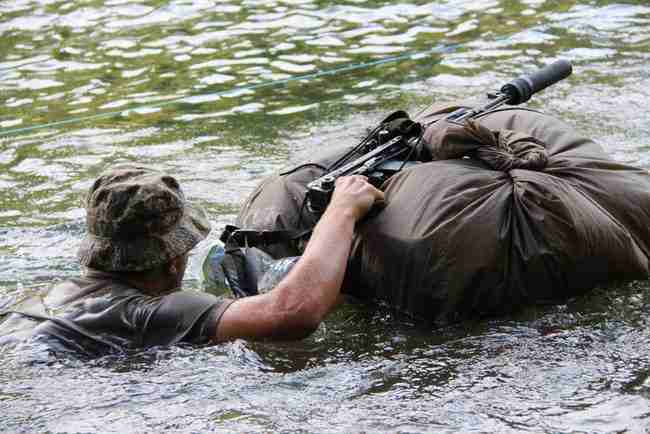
[122,276,179,296]
[82,267,181,296]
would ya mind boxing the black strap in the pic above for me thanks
[220,225,312,248]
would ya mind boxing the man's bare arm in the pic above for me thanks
[214,176,383,341]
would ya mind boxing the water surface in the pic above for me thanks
[1,0,650,432]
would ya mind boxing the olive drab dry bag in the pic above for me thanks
[234,103,650,323]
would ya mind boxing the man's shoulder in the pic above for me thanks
[42,274,138,308]
[153,290,231,319]
[138,291,234,347]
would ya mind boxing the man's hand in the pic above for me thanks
[326,175,385,221]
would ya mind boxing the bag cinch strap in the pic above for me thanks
[219,224,312,248]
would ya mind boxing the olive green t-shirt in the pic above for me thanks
[0,269,234,358]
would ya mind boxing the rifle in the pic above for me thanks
[305,59,573,214]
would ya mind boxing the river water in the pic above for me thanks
[1,0,650,432]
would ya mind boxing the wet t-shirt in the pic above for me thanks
[0,269,234,358]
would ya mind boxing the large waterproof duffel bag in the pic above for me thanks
[233,103,650,323]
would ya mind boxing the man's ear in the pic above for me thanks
[168,254,187,277]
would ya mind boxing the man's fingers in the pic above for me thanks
[336,175,385,200]
[360,179,385,201]
[328,175,388,220]
[372,186,385,201]
[335,175,367,186]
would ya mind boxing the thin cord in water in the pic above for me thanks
[0,43,459,138]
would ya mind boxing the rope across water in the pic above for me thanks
[0,44,458,138]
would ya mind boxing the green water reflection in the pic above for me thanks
[1,0,650,432]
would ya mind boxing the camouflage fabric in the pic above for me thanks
[77,165,211,272]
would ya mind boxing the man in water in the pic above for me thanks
[0,164,383,357]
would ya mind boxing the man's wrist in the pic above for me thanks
[322,204,359,223]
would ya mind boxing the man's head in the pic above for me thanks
[77,164,210,283]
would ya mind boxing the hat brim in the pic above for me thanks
[77,202,211,272]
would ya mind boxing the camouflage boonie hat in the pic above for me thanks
[77,164,211,272]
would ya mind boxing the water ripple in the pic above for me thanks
[2,1,650,432]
